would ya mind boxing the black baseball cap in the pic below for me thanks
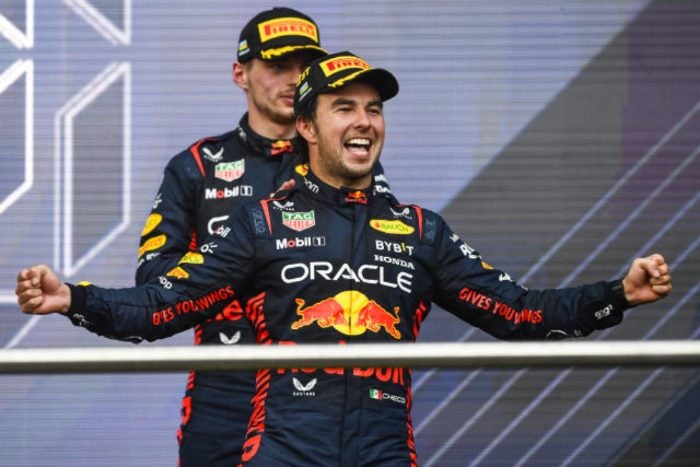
[294,51,399,115]
[237,7,327,62]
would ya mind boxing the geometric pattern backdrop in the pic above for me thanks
[1,1,698,465]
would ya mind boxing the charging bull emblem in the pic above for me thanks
[291,291,401,339]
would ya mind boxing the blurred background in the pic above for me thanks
[1,1,698,465]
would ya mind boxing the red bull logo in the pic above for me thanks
[270,140,294,155]
[345,190,368,204]
[295,163,309,176]
[291,291,401,339]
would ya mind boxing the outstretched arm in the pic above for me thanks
[16,265,71,315]
[429,209,673,339]
[622,253,672,305]
[15,204,257,343]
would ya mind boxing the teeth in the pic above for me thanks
[346,138,370,147]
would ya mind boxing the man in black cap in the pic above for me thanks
[132,7,327,466]
[17,51,671,466]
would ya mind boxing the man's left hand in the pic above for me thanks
[622,253,672,305]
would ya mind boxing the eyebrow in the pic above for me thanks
[330,97,383,109]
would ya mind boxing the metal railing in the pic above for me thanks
[1,340,699,374]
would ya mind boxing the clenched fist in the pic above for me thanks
[15,265,71,315]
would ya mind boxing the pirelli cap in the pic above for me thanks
[237,7,327,62]
[294,51,399,115]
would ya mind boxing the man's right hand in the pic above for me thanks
[15,265,71,315]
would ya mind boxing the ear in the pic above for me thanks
[296,116,317,145]
[232,61,247,90]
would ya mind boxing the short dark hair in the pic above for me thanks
[294,93,318,121]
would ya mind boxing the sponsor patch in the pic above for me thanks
[282,211,315,232]
[202,146,223,162]
[252,208,266,234]
[272,200,295,211]
[205,185,253,199]
[369,219,414,235]
[214,160,245,182]
[291,290,402,339]
[270,140,293,155]
[369,388,406,405]
[276,236,326,250]
[138,234,166,258]
[298,81,311,101]
[319,55,371,77]
[140,213,162,237]
[295,163,309,176]
[219,331,241,345]
[166,266,189,279]
[238,39,249,54]
[258,17,318,43]
[179,252,204,265]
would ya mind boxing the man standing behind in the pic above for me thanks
[134,8,326,466]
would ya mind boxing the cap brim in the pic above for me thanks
[356,68,399,102]
[260,44,328,61]
[327,67,399,102]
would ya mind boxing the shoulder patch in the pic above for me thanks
[251,206,268,234]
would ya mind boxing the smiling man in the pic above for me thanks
[16,51,671,466]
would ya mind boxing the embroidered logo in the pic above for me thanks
[282,211,316,232]
[214,160,244,182]
[369,219,414,235]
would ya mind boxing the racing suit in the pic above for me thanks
[68,166,630,467]
[134,116,392,466]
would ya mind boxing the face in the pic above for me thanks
[234,53,315,125]
[298,81,385,189]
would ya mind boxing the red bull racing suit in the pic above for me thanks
[66,167,630,467]
[134,114,301,465]
[134,117,392,466]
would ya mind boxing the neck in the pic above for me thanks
[308,158,373,190]
[246,110,296,140]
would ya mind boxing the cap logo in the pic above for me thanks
[258,17,318,43]
[238,39,249,55]
[297,66,311,86]
[297,81,312,101]
[320,56,371,77]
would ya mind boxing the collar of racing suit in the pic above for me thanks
[292,164,397,207]
[236,113,303,157]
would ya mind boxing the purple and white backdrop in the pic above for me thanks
[1,1,698,465]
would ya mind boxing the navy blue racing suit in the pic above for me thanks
[68,166,630,467]
[134,116,392,466]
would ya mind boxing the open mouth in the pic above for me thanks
[344,137,372,157]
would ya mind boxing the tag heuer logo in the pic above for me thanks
[215,160,245,182]
[282,211,315,232]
